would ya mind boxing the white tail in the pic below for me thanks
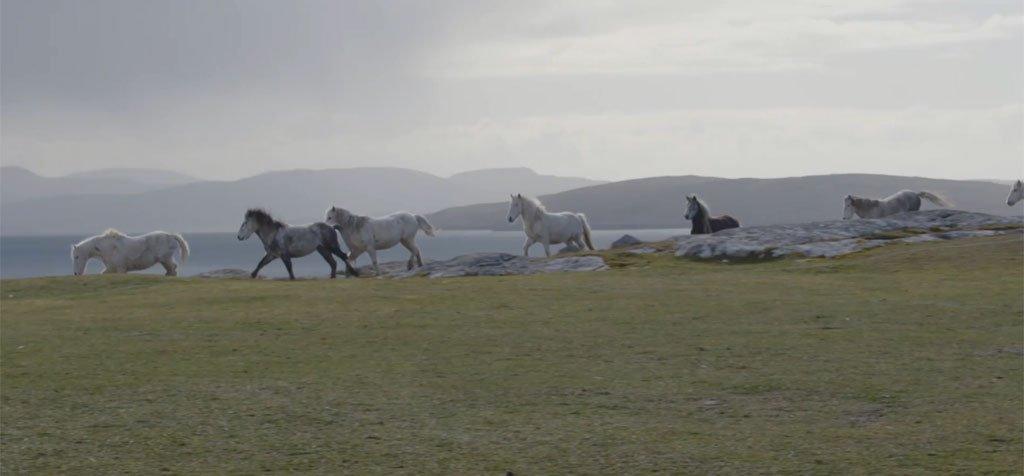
[578,214,595,250]
[172,233,190,263]
[415,215,437,236]
[917,191,951,208]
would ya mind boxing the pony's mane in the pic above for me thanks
[518,195,547,212]
[515,194,548,224]
[245,208,286,229]
[75,228,123,248]
[688,195,712,233]
[331,207,369,231]
[848,196,875,207]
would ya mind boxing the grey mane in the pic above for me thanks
[246,208,286,229]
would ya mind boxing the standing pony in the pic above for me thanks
[237,208,357,280]
[324,207,437,275]
[72,229,189,276]
[507,194,594,257]
[843,190,950,219]
[1007,180,1023,206]
[684,195,740,234]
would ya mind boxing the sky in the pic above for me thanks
[2,0,1022,181]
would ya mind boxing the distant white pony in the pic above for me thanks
[325,206,437,275]
[843,190,951,219]
[1007,180,1023,206]
[72,229,189,276]
[507,193,594,257]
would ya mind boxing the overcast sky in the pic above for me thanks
[2,0,1021,181]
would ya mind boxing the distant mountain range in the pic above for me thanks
[64,168,198,186]
[1,166,197,203]
[2,166,1018,235]
[427,174,1022,230]
[0,166,604,235]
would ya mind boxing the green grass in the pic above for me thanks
[2,235,1022,474]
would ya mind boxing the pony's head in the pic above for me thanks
[1008,180,1023,206]
[239,208,280,240]
[324,206,352,229]
[70,242,92,276]
[507,194,524,223]
[683,195,702,220]
[843,195,857,220]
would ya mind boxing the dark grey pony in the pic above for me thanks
[237,208,358,280]
[684,195,740,235]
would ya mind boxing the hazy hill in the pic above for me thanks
[0,166,601,235]
[0,166,188,203]
[448,168,605,201]
[65,168,197,186]
[428,174,1021,230]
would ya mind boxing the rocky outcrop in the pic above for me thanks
[557,243,582,255]
[675,210,1022,260]
[611,234,643,249]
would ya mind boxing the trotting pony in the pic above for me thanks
[684,195,740,234]
[237,208,358,280]
[843,190,950,219]
[324,207,437,276]
[72,229,189,276]
[507,193,594,257]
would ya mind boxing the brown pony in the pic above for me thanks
[684,195,740,235]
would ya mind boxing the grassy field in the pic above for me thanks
[2,235,1022,474]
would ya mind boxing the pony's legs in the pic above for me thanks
[281,255,296,280]
[316,246,338,278]
[366,246,380,276]
[160,259,178,276]
[251,253,277,279]
[327,245,358,277]
[522,237,535,257]
[400,238,423,270]
[541,236,552,257]
[576,237,587,250]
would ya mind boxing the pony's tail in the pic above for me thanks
[172,233,190,263]
[917,191,951,208]
[415,214,438,237]
[579,214,595,250]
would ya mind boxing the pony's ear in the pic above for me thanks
[517,193,523,198]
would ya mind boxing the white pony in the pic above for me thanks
[325,207,437,275]
[1007,180,1023,206]
[507,193,594,257]
[72,229,189,276]
[843,190,950,219]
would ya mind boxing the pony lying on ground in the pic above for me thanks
[72,229,189,276]
[237,208,357,280]
[843,190,950,219]
[324,207,437,276]
[684,195,740,234]
[1008,180,1023,206]
[507,194,594,257]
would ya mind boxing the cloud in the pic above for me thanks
[428,2,1023,77]
[1,0,1021,181]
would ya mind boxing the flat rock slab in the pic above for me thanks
[387,252,608,279]
[675,210,1022,260]
[196,268,260,279]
